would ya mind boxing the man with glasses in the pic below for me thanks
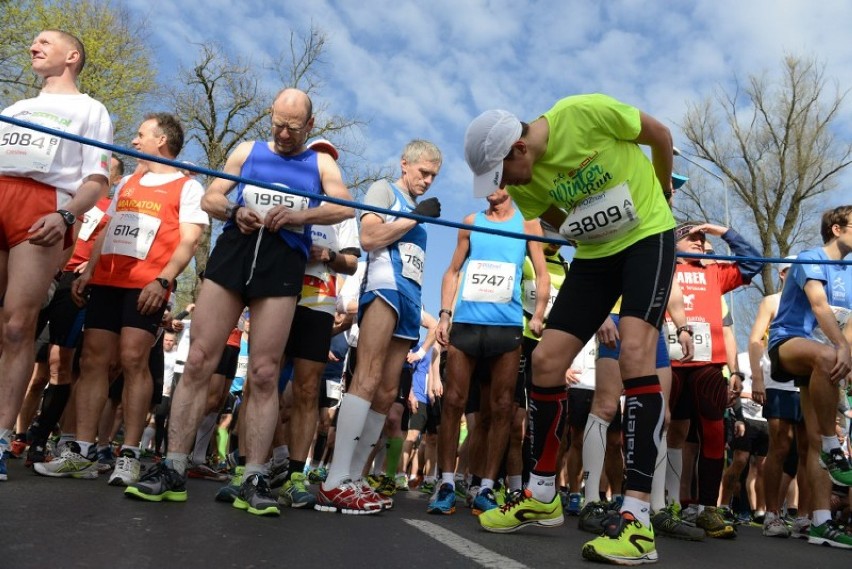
[125,88,354,517]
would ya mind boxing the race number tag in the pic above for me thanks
[326,379,342,400]
[0,119,63,172]
[522,281,558,319]
[103,211,161,260]
[305,225,335,280]
[559,183,640,243]
[399,242,425,285]
[461,260,515,303]
[242,184,310,234]
[666,321,712,362]
[78,206,105,241]
[235,354,248,379]
[812,305,851,346]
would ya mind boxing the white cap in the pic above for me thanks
[307,138,339,161]
[464,110,523,198]
[779,255,796,272]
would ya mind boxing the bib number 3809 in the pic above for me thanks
[560,182,640,244]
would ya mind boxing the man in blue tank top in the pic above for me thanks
[767,205,852,548]
[318,140,443,514]
[425,188,551,517]
[126,88,354,518]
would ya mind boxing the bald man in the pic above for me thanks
[125,88,354,517]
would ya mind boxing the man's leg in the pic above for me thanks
[435,346,474,491]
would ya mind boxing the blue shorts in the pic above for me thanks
[359,289,421,341]
[596,314,671,368]
[762,388,802,423]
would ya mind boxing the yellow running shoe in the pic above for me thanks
[479,489,564,533]
[582,511,658,566]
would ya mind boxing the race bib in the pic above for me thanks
[399,242,425,285]
[559,182,640,244]
[0,119,63,173]
[103,211,161,260]
[78,206,105,241]
[235,355,248,379]
[666,321,712,362]
[242,184,310,234]
[812,305,851,346]
[326,379,342,400]
[522,281,558,319]
[305,225,336,280]
[462,260,516,304]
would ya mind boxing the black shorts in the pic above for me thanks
[762,388,803,423]
[85,285,166,336]
[465,359,490,415]
[149,333,165,407]
[205,228,306,302]
[409,399,441,434]
[547,230,676,344]
[567,387,622,431]
[449,323,522,359]
[284,306,334,363]
[40,271,86,348]
[221,392,239,415]
[730,418,769,456]
[516,336,538,407]
[396,366,414,429]
[768,338,811,386]
[216,344,240,379]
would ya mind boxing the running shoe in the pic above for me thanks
[791,517,811,539]
[696,506,737,539]
[187,463,229,482]
[10,438,26,458]
[479,489,564,533]
[278,472,317,508]
[762,512,791,538]
[0,450,7,481]
[454,479,469,499]
[25,444,48,468]
[108,449,141,487]
[566,493,584,516]
[426,482,456,515]
[307,466,328,484]
[125,462,188,502]
[215,465,245,503]
[376,475,398,497]
[95,446,115,473]
[716,505,740,525]
[579,500,619,534]
[366,474,382,489]
[33,442,97,479]
[395,473,409,491]
[359,480,393,509]
[582,511,658,565]
[233,473,280,516]
[315,480,383,515]
[819,448,852,486]
[680,503,699,525]
[419,479,436,495]
[465,484,481,508]
[267,459,290,489]
[651,504,705,541]
[472,487,499,515]
[808,519,852,548]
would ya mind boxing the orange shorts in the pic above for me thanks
[0,176,73,251]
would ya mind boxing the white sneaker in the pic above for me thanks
[791,516,811,539]
[108,452,141,486]
[763,512,791,537]
[33,442,98,479]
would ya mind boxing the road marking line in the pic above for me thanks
[402,519,530,569]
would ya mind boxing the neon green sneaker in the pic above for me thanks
[479,489,564,533]
[582,511,658,565]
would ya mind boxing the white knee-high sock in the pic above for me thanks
[651,430,668,512]
[582,414,609,503]
[350,410,387,482]
[323,395,371,490]
[665,447,683,506]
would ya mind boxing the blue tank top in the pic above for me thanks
[769,247,852,348]
[227,142,322,257]
[454,210,526,326]
[364,183,428,303]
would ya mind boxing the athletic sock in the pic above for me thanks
[31,383,71,443]
[622,375,664,494]
[665,448,683,506]
[821,435,841,454]
[582,413,609,503]
[384,436,403,477]
[651,430,668,512]
[192,412,218,465]
[216,427,229,461]
[622,495,652,526]
[323,395,371,489]
[166,452,189,476]
[351,410,387,481]
[527,384,567,503]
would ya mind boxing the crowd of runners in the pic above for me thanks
[2,29,852,566]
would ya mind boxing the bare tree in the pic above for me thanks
[677,55,852,299]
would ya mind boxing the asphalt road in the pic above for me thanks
[3,457,850,569]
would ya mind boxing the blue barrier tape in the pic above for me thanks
[1,114,850,267]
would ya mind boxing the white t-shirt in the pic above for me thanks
[174,320,191,374]
[737,352,766,422]
[163,350,178,397]
[337,261,367,348]
[568,337,597,390]
[107,172,209,225]
[0,92,113,193]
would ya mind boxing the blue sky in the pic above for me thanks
[124,0,852,320]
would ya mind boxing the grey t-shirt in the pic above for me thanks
[361,179,415,221]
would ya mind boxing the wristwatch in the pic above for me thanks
[327,250,337,264]
[225,203,241,221]
[438,308,453,319]
[56,209,77,227]
[155,277,170,289]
